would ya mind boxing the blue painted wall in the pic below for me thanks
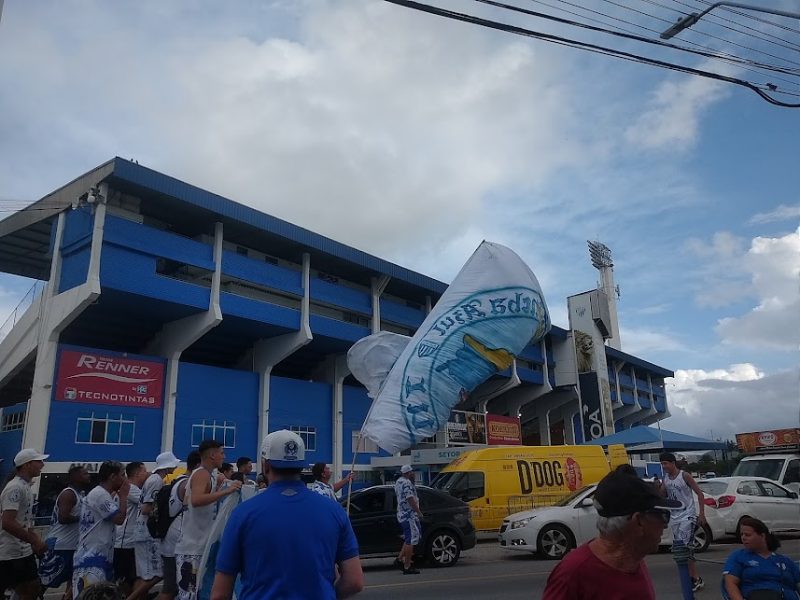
[0,403,26,481]
[173,362,259,461]
[270,376,333,465]
[342,385,390,466]
[59,208,94,292]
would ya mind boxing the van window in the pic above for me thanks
[733,459,784,481]
[435,471,485,502]
[784,460,800,485]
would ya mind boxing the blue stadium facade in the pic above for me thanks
[0,158,672,484]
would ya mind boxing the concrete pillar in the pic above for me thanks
[144,222,225,452]
[371,275,390,334]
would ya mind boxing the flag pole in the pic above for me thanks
[346,429,364,516]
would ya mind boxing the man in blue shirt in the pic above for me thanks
[210,430,364,600]
[394,465,423,575]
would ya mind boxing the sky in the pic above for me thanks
[0,0,797,441]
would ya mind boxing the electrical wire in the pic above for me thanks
[694,0,800,36]
[539,0,800,91]
[383,0,800,107]
[644,0,800,52]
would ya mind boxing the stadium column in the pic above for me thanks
[252,252,312,469]
[23,185,109,453]
[370,275,390,334]
[312,353,350,482]
[144,222,225,453]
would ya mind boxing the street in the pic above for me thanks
[358,535,800,599]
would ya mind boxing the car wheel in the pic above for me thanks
[425,530,461,567]
[691,523,712,553]
[537,525,574,560]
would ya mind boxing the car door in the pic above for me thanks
[755,480,800,532]
[571,489,599,545]
[348,489,397,554]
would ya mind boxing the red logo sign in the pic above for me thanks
[486,414,522,445]
[55,349,164,409]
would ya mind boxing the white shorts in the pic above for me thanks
[175,554,202,600]
[135,538,163,580]
[400,517,421,545]
[671,517,697,547]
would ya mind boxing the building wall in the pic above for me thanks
[270,376,333,466]
[0,403,26,481]
[173,362,259,462]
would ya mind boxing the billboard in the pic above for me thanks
[447,410,486,445]
[54,348,165,409]
[486,414,522,445]
[736,428,800,453]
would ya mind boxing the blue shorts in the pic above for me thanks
[400,517,421,545]
[39,549,74,588]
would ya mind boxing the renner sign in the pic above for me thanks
[55,348,165,409]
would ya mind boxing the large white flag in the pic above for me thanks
[349,241,550,454]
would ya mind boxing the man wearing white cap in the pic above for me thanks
[210,430,364,600]
[0,449,48,600]
[129,451,180,600]
[394,465,423,575]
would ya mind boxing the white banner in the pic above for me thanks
[350,241,550,454]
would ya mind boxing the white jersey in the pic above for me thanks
[115,484,142,549]
[135,473,164,542]
[73,486,119,574]
[311,481,337,501]
[175,467,218,556]
[47,486,84,551]
[664,470,696,522]
[0,476,34,560]
[162,476,189,558]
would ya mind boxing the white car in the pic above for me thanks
[498,485,725,560]
[696,476,800,536]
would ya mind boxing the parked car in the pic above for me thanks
[342,485,476,567]
[696,476,800,536]
[498,484,726,559]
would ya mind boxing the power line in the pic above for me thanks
[384,0,800,107]
[540,0,800,90]
[633,0,800,53]
[694,0,800,36]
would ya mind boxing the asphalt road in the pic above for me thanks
[358,535,800,599]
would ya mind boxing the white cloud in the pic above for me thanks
[684,231,750,308]
[619,326,684,355]
[715,228,800,350]
[662,364,798,439]
[749,203,800,225]
[624,63,731,151]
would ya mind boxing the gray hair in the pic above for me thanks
[596,515,631,536]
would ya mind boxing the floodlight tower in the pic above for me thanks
[587,240,622,350]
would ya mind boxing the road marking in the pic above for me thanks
[366,570,552,589]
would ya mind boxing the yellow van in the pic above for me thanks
[430,444,629,531]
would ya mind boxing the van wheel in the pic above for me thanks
[537,525,574,560]
[425,530,461,567]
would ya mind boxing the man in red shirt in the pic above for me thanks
[542,466,683,600]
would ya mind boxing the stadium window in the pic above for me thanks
[191,420,236,448]
[75,413,135,445]
[289,425,316,451]
[1,410,26,432]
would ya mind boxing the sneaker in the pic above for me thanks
[692,577,704,592]
[402,567,421,575]
[392,558,403,569]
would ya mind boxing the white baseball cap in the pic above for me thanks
[400,464,413,474]
[260,430,305,469]
[155,451,181,470]
[14,449,49,467]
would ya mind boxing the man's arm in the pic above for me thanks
[407,496,423,518]
[1,510,47,555]
[189,470,242,508]
[57,489,79,525]
[683,472,706,523]
[210,572,235,600]
[110,481,130,525]
[335,556,364,599]
[332,473,354,493]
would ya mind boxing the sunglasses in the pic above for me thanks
[644,510,671,525]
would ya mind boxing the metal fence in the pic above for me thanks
[0,280,45,341]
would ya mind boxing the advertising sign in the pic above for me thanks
[736,428,800,453]
[447,410,486,445]
[486,414,522,445]
[54,348,165,409]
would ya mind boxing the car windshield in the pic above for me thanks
[554,486,593,507]
[733,459,784,481]
[431,471,462,490]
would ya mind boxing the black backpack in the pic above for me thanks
[146,475,187,539]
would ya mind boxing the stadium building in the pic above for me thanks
[0,158,672,498]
